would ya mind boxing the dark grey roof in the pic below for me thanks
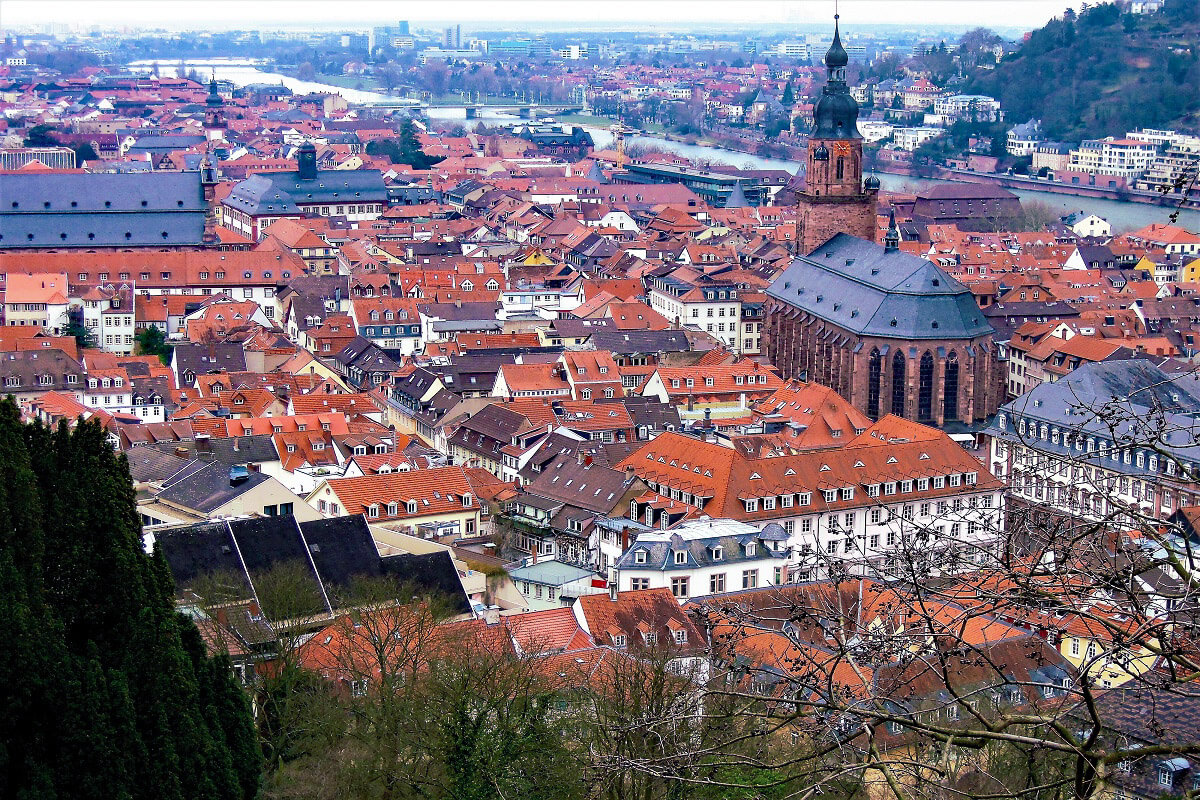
[154,460,272,514]
[609,397,682,431]
[417,301,502,321]
[127,134,206,153]
[146,434,280,469]
[987,360,1200,467]
[0,349,84,392]
[380,551,471,613]
[154,520,255,596]
[0,171,206,248]
[589,328,691,354]
[126,448,194,484]
[222,169,387,216]
[523,454,633,514]
[765,233,994,340]
[156,514,470,616]
[172,343,248,380]
[614,529,786,571]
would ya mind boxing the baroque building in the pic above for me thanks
[796,16,880,255]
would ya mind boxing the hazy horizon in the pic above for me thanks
[2,0,1072,35]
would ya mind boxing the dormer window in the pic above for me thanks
[367,504,379,518]
[674,550,687,565]
[406,500,418,514]
[710,546,723,561]
[612,634,626,648]
[745,542,756,557]
[634,549,647,564]
[673,629,687,644]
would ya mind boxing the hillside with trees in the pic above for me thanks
[965,0,1199,141]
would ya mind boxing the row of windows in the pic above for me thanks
[364,494,475,518]
[1001,415,1190,476]
[669,373,769,389]
[2,374,127,389]
[364,325,420,337]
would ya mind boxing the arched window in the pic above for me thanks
[943,351,959,421]
[836,157,844,180]
[891,351,906,417]
[867,348,882,420]
[918,351,935,422]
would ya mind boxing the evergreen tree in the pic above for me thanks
[0,400,261,800]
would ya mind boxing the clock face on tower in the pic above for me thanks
[833,141,851,156]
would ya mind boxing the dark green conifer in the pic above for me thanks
[0,400,260,800]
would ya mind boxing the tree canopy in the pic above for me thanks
[0,401,260,800]
[364,120,445,170]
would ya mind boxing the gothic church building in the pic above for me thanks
[763,18,1004,427]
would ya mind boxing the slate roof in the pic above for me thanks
[988,360,1200,466]
[0,171,207,248]
[222,169,387,216]
[589,328,691,354]
[766,233,994,340]
[154,460,272,514]
[155,514,470,616]
[173,343,248,380]
[614,525,787,572]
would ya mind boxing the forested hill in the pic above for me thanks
[964,1,1199,141]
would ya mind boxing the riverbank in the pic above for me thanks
[939,168,1197,210]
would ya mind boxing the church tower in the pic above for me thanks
[796,15,879,254]
[204,75,226,141]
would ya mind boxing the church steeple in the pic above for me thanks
[884,207,900,252]
[812,15,860,140]
[204,72,226,140]
[825,15,849,78]
[795,12,877,255]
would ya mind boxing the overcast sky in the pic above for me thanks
[4,0,1070,32]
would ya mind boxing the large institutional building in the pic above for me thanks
[764,18,1004,429]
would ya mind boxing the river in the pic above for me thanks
[127,60,1196,233]
[127,59,520,121]
[584,128,1199,234]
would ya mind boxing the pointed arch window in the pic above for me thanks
[891,351,906,417]
[836,157,845,180]
[943,352,960,422]
[867,348,882,420]
[918,351,935,422]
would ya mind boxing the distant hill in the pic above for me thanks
[965,1,1199,142]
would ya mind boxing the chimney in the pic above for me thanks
[484,607,500,625]
[607,566,618,601]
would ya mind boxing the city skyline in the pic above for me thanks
[4,0,1072,33]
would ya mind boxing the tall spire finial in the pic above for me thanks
[884,207,900,252]
[825,12,849,71]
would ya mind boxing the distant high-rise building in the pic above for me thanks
[398,20,410,35]
[455,25,462,49]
